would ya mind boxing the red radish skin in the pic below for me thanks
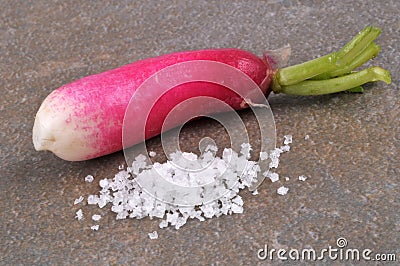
[33,49,274,161]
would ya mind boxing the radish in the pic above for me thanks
[33,26,391,161]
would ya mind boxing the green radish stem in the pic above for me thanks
[276,54,337,86]
[346,86,364,93]
[272,26,391,95]
[276,67,391,96]
[335,26,381,66]
[312,43,380,80]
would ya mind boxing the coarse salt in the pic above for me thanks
[283,135,293,145]
[92,214,102,221]
[159,220,168,229]
[87,195,99,205]
[90,225,99,231]
[269,157,279,169]
[240,143,252,158]
[259,151,269,161]
[280,145,290,152]
[232,195,244,206]
[75,209,83,220]
[74,196,84,205]
[299,175,308,181]
[230,203,244,214]
[75,134,303,231]
[148,231,158,239]
[85,175,94,183]
[277,186,289,195]
[149,151,156,157]
[99,178,109,188]
[264,171,279,182]
[86,146,262,230]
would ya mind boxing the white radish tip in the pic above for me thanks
[32,96,97,161]
[32,108,56,151]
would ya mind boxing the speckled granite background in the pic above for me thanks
[1,0,399,265]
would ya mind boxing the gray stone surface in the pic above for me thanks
[1,0,399,264]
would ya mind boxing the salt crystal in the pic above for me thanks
[196,214,205,222]
[87,195,99,205]
[304,135,310,140]
[149,151,156,157]
[280,145,291,152]
[90,225,99,231]
[99,178,109,188]
[277,186,289,195]
[150,204,167,219]
[74,196,84,205]
[252,189,259,195]
[182,152,197,161]
[200,204,216,218]
[205,145,218,152]
[240,143,252,158]
[117,211,129,220]
[75,209,83,220]
[166,212,179,225]
[222,148,233,160]
[271,147,283,157]
[130,155,148,175]
[159,220,168,228]
[285,176,290,181]
[118,164,125,170]
[111,204,124,213]
[264,171,279,182]
[230,204,243,214]
[269,157,279,169]
[284,135,293,145]
[232,196,243,206]
[97,197,108,208]
[135,154,147,162]
[201,151,214,164]
[148,231,158,239]
[85,175,94,183]
[175,217,188,229]
[259,151,269,161]
[92,214,101,221]
[298,175,308,181]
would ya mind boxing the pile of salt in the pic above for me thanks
[74,134,310,234]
